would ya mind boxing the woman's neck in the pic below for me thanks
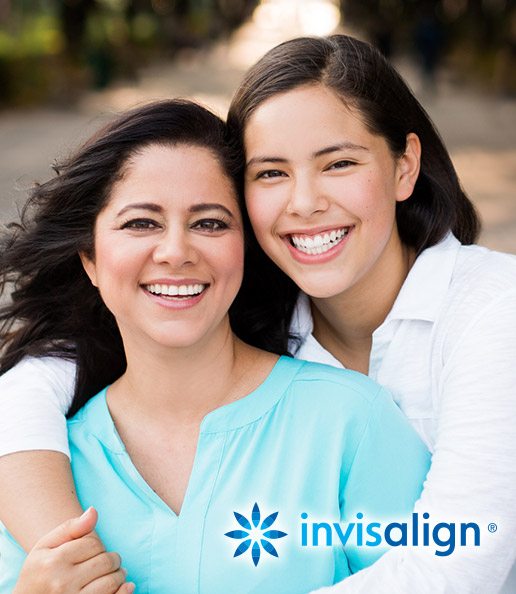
[311,236,415,373]
[108,321,273,425]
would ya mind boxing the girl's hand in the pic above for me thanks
[13,507,135,594]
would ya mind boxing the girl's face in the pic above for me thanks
[81,144,244,352]
[244,84,420,300]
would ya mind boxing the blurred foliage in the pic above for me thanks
[343,0,516,92]
[0,0,514,106]
[0,0,259,106]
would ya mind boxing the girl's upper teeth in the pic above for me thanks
[145,283,205,296]
[290,228,349,252]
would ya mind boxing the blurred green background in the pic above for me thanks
[0,0,515,251]
[0,0,514,106]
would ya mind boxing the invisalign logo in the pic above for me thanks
[301,512,484,557]
[225,503,288,566]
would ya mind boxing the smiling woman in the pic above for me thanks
[80,144,244,353]
[0,99,429,593]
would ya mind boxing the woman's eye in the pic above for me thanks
[255,169,286,180]
[192,219,229,232]
[327,160,355,171]
[121,218,159,231]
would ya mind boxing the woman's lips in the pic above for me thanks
[141,281,209,309]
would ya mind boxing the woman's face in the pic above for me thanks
[244,84,419,300]
[81,143,244,352]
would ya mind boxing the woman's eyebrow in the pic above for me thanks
[116,202,163,217]
[188,203,234,218]
[246,142,370,167]
[115,203,234,219]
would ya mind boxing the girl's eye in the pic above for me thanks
[121,218,160,231]
[255,169,286,180]
[192,219,229,232]
[327,160,355,171]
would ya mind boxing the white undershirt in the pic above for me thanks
[1,234,516,593]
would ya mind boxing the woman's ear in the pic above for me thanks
[395,132,421,203]
[79,252,98,287]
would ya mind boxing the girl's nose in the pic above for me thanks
[285,175,330,218]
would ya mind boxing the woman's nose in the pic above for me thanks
[285,175,329,218]
[152,229,198,267]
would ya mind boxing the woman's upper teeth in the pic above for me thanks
[146,283,205,296]
[290,228,348,250]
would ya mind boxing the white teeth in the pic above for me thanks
[290,227,350,255]
[145,283,206,297]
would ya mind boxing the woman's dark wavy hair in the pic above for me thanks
[0,99,270,416]
[227,34,481,353]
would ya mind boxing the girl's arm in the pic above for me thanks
[313,289,516,593]
[13,508,133,594]
[0,357,81,550]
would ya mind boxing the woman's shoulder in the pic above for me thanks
[286,358,387,416]
[67,387,109,429]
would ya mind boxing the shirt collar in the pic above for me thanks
[290,232,461,342]
[384,232,460,323]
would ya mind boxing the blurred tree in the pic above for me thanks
[59,0,97,59]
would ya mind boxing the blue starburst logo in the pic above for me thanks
[225,502,288,566]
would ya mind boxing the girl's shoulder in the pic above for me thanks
[443,243,516,318]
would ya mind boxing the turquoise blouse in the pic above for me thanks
[0,357,430,593]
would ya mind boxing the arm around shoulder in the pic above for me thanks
[0,356,82,550]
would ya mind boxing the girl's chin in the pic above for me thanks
[294,279,351,300]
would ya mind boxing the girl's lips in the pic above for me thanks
[283,226,353,264]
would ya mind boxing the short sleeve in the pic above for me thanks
[340,387,430,574]
[0,357,77,458]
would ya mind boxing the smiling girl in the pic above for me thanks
[0,100,428,593]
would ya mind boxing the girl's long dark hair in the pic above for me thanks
[0,99,262,416]
[227,34,481,354]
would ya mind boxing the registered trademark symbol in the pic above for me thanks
[488,523,498,533]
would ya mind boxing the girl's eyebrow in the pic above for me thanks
[116,202,234,218]
[246,142,369,167]
[313,142,369,158]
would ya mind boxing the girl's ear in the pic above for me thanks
[395,132,421,203]
[79,252,98,287]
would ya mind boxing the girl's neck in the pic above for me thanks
[108,321,274,425]
[311,236,415,373]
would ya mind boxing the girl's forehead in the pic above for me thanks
[243,86,381,159]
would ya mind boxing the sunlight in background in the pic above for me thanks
[228,0,342,67]
[253,0,341,35]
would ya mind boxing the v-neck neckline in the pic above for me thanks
[83,356,304,518]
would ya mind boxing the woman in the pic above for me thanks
[0,99,428,593]
[1,34,515,592]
